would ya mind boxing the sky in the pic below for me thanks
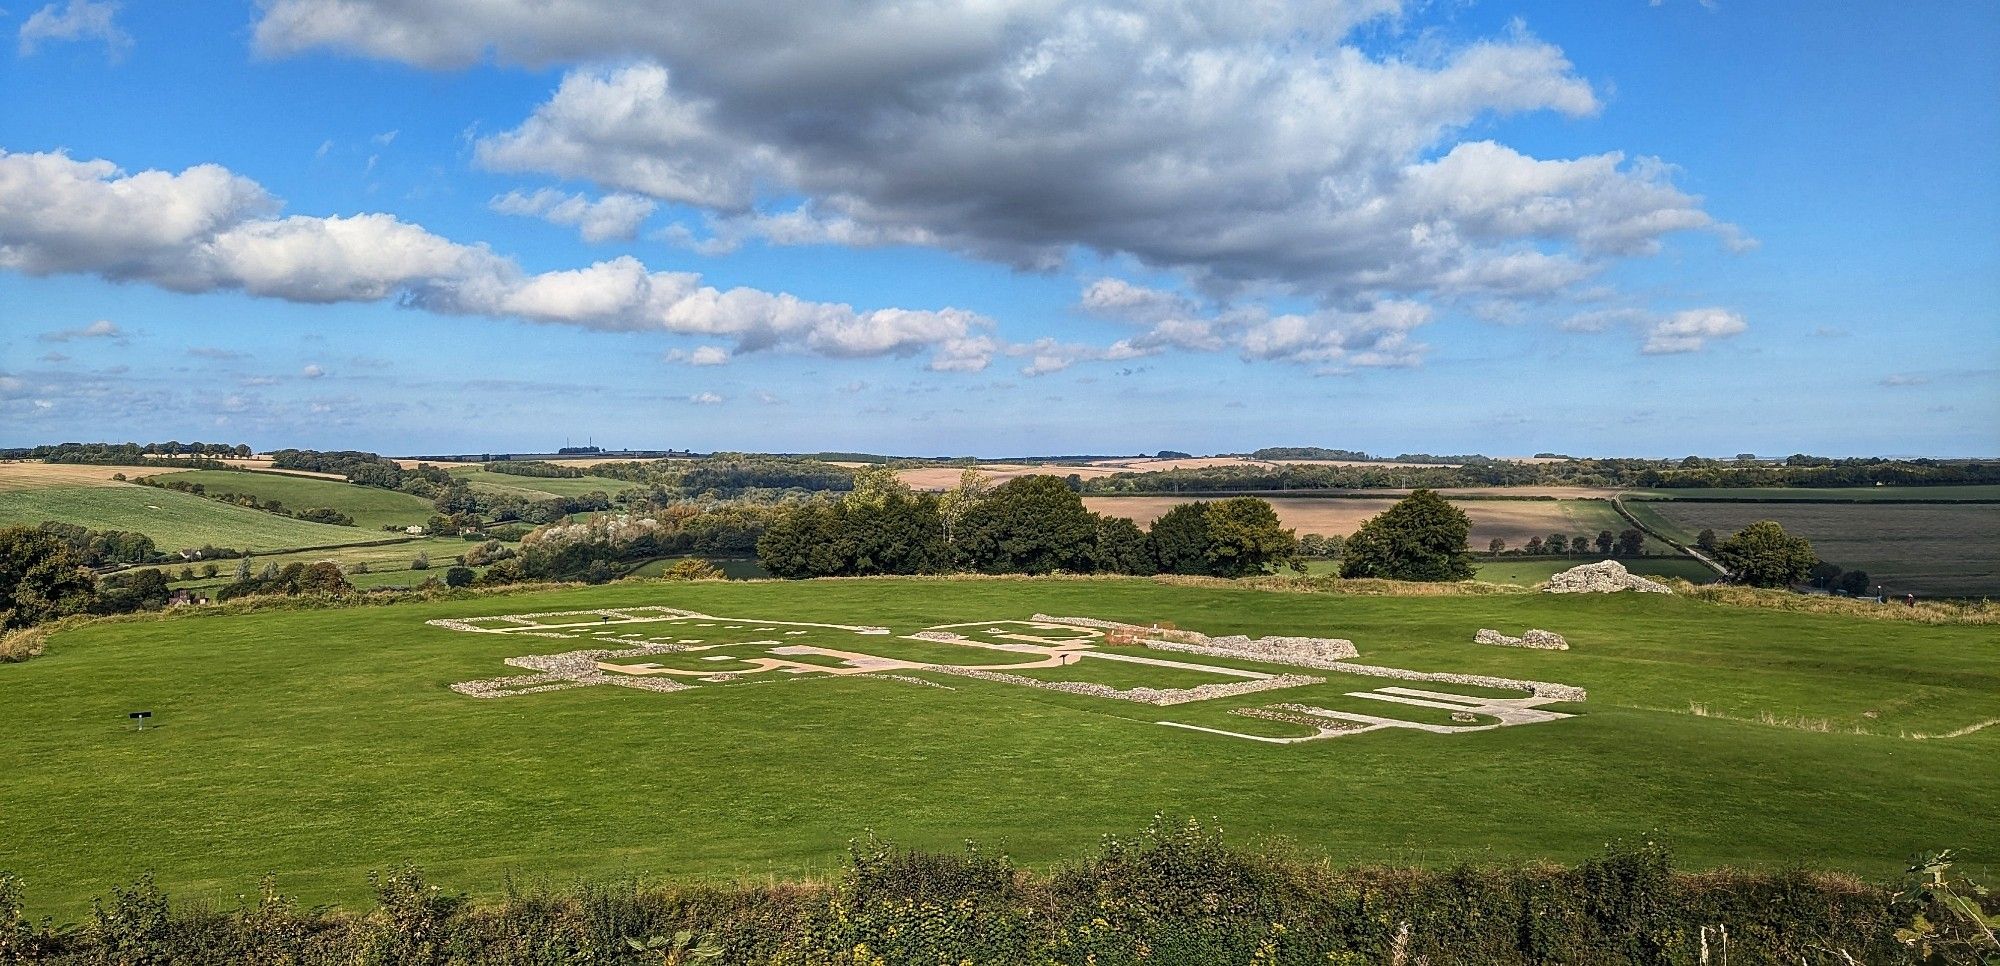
[1,0,1994,458]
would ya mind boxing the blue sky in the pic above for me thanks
[1,0,1993,457]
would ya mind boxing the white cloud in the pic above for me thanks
[301,363,325,378]
[665,345,730,366]
[490,187,658,242]
[1880,373,1929,387]
[245,1,1749,368]
[1640,308,1747,354]
[38,318,124,342]
[18,0,131,59]
[0,149,995,371]
[688,391,723,405]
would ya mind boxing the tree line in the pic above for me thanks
[756,471,1299,579]
[5,441,249,464]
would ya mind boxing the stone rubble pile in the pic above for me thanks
[1541,560,1673,594]
[1031,614,1359,664]
[1474,628,1570,650]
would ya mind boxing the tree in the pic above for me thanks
[293,562,352,595]
[1147,502,1213,575]
[1596,530,1615,555]
[1338,489,1474,581]
[1524,536,1544,555]
[1695,528,1719,553]
[1488,537,1506,555]
[1090,514,1156,575]
[1546,533,1567,554]
[1202,498,1297,577]
[954,475,1097,574]
[1572,535,1589,556]
[200,563,219,578]
[1616,529,1646,557]
[93,569,169,614]
[410,552,430,571]
[0,527,97,631]
[1807,561,1843,589]
[444,566,476,587]
[1837,569,1871,596]
[937,469,992,548]
[235,557,252,581]
[658,558,723,581]
[1715,521,1817,588]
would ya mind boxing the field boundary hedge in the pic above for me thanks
[3,821,1978,964]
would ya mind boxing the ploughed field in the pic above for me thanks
[2,577,1993,917]
[1627,500,2000,597]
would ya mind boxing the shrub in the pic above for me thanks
[410,552,430,571]
[443,567,475,588]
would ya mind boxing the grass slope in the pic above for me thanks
[0,484,385,552]
[446,467,636,499]
[1627,500,2000,597]
[2,578,1994,916]
[142,470,437,531]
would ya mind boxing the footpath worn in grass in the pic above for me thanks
[1,577,1993,918]
[0,484,385,552]
[140,470,438,531]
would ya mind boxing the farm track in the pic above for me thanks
[1611,494,1727,576]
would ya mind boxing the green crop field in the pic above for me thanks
[3,577,1993,917]
[141,469,439,531]
[0,484,387,553]
[1626,500,2000,597]
[1471,557,1718,586]
[446,467,637,498]
[1626,484,2000,502]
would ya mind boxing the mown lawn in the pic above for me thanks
[140,469,438,531]
[0,484,384,552]
[2,577,1993,917]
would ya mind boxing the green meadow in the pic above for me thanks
[2,577,1993,918]
[141,469,439,531]
[445,466,638,498]
[0,484,380,552]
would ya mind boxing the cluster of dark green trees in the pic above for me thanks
[0,528,179,637]
[1493,528,1646,558]
[480,460,586,479]
[3,441,251,462]
[757,473,1300,579]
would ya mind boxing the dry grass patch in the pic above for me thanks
[0,461,141,490]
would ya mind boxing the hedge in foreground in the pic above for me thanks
[0,819,1985,964]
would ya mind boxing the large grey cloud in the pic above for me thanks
[252,0,1749,362]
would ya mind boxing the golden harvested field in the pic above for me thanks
[896,457,1468,490]
[0,462,139,489]
[1084,495,1663,549]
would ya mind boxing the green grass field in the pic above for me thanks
[3,577,1993,917]
[0,484,386,553]
[1471,557,1718,586]
[141,469,439,531]
[446,467,637,499]
[1625,500,2000,597]
[1627,484,2000,502]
